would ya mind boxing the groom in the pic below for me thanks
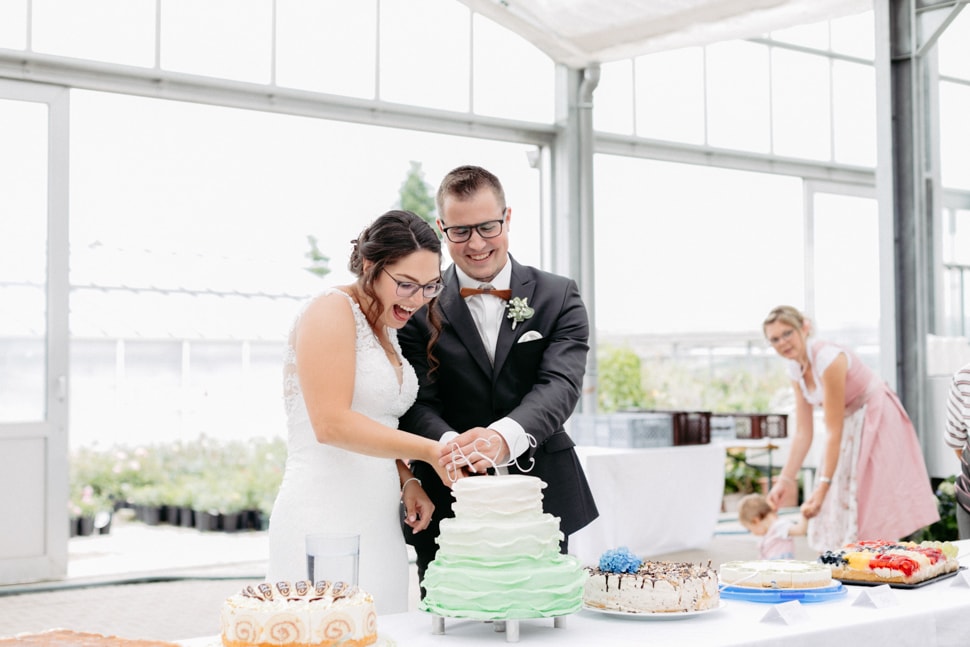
[398,164,599,586]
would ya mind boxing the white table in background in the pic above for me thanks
[569,443,726,566]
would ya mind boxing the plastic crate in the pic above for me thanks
[712,413,788,439]
[567,412,674,448]
[608,412,674,448]
[670,410,711,445]
[633,410,711,445]
[710,415,737,442]
[567,414,612,446]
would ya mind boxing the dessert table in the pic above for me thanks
[180,542,969,647]
[569,444,726,565]
[374,540,970,647]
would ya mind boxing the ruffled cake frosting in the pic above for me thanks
[419,475,585,620]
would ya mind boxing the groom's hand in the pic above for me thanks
[438,427,510,474]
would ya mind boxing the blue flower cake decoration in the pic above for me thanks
[597,547,643,574]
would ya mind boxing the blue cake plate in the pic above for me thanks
[718,580,847,603]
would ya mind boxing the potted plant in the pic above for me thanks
[723,451,760,513]
[69,484,112,536]
[907,475,959,542]
[128,484,165,525]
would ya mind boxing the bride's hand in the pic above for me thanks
[434,457,468,487]
[438,427,508,475]
[401,483,435,534]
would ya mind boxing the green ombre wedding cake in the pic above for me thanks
[419,475,585,620]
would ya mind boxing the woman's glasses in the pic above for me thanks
[766,329,795,346]
[382,268,444,298]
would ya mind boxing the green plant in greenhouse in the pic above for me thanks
[68,436,287,522]
[907,476,959,542]
[597,345,648,412]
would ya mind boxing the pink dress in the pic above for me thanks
[789,339,939,551]
[760,517,796,560]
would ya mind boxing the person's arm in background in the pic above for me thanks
[767,384,814,509]
[944,364,970,460]
[801,353,848,518]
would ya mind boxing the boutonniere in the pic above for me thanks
[506,296,534,330]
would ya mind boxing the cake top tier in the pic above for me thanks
[453,474,545,495]
[451,475,547,517]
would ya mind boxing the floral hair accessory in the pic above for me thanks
[598,547,642,574]
[506,296,534,330]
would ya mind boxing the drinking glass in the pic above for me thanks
[305,532,360,585]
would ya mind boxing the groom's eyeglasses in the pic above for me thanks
[441,210,507,243]
[382,268,445,299]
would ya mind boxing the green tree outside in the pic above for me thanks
[398,160,439,237]
[304,234,331,279]
[597,345,648,412]
[304,161,437,280]
[596,344,789,414]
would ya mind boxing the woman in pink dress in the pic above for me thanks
[763,305,939,552]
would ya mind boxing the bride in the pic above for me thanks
[266,210,456,614]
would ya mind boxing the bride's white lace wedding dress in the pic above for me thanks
[266,288,418,614]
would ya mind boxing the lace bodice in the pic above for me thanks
[281,288,418,450]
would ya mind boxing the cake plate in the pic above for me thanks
[429,614,568,642]
[719,580,847,603]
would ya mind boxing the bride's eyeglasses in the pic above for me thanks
[382,268,445,299]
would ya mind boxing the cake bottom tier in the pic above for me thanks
[419,554,585,620]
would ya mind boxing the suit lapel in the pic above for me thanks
[439,266,494,377]
[492,259,536,375]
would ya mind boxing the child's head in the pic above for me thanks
[737,493,777,536]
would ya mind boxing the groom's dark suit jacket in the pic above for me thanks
[398,256,599,573]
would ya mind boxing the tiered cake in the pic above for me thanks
[419,474,585,619]
[220,580,377,647]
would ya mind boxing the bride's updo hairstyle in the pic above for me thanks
[349,210,443,369]
[762,305,812,338]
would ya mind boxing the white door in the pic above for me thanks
[0,80,70,584]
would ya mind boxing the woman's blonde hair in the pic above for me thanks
[762,305,809,336]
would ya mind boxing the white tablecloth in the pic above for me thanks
[182,542,970,647]
[569,444,726,566]
[376,542,970,646]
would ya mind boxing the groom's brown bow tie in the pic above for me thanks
[460,286,512,300]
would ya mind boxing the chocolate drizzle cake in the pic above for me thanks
[583,549,719,614]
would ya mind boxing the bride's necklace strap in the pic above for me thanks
[382,339,401,366]
[372,327,401,367]
[346,284,401,367]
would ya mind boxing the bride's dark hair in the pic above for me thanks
[349,210,443,373]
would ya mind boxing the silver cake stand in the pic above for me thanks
[430,614,568,642]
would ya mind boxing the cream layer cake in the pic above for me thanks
[719,559,832,589]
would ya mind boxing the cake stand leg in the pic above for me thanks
[505,619,520,642]
[493,620,506,632]
[431,615,445,635]
[553,616,566,629]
